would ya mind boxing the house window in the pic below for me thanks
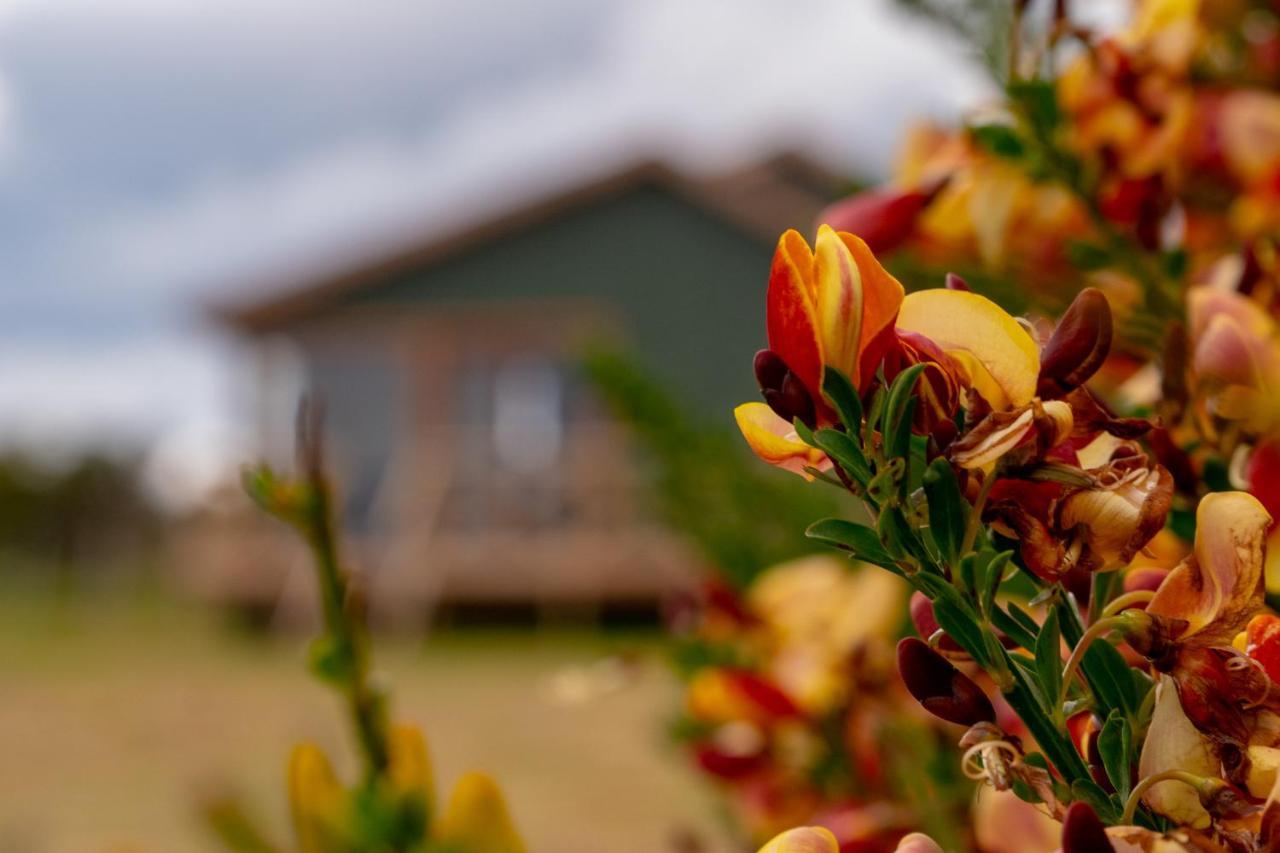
[492,358,563,475]
[448,353,570,530]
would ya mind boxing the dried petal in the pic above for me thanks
[1147,492,1272,646]
[896,637,995,726]
[1061,802,1116,853]
[1038,288,1114,398]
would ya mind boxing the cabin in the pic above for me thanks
[203,155,842,625]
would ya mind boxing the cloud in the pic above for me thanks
[0,0,992,490]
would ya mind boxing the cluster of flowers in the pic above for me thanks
[735,214,1275,850]
[826,0,1280,346]
[672,557,985,851]
[728,4,1280,847]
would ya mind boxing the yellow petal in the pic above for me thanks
[1137,676,1214,829]
[287,743,345,853]
[734,402,828,478]
[814,225,863,381]
[1147,491,1271,643]
[896,290,1040,409]
[757,826,840,853]
[435,771,526,853]
[387,724,435,821]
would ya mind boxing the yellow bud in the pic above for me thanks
[435,771,526,853]
[286,743,345,853]
[387,724,435,823]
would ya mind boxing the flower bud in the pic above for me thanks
[1038,288,1113,398]
[944,272,970,291]
[909,592,963,653]
[1197,778,1259,820]
[816,187,932,254]
[1060,802,1115,853]
[896,637,995,726]
[755,349,818,428]
[754,349,788,393]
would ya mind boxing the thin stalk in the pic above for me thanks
[295,403,390,783]
[1102,590,1156,618]
[960,467,998,556]
[1121,770,1208,825]
[1056,615,1130,713]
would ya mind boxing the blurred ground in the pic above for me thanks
[0,581,733,853]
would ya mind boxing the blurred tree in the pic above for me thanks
[0,453,162,577]
[581,349,844,589]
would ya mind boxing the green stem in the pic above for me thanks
[303,455,390,782]
[1101,590,1156,618]
[1121,770,1207,825]
[960,467,997,557]
[1056,614,1129,714]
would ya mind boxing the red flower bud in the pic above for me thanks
[1061,802,1115,853]
[755,349,817,428]
[1038,288,1113,398]
[754,348,788,392]
[816,187,932,254]
[909,592,963,653]
[944,272,970,291]
[896,637,995,726]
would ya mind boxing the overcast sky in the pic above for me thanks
[0,0,996,499]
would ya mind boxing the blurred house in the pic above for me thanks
[200,155,843,625]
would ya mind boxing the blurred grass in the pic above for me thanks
[0,578,732,853]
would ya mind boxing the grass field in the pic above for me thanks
[0,585,736,852]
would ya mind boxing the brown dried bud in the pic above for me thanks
[896,637,995,726]
[1197,778,1259,820]
[1038,288,1113,398]
[756,349,817,428]
[1061,802,1115,853]
[754,348,788,392]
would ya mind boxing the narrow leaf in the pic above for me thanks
[922,457,967,567]
[806,518,895,566]
[821,368,863,433]
[1034,608,1062,709]
[1098,711,1133,801]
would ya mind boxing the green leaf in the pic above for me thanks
[990,605,1038,651]
[308,634,356,685]
[1070,779,1121,824]
[970,123,1025,159]
[813,428,871,486]
[1025,461,1097,488]
[793,416,817,447]
[1098,711,1133,801]
[1009,79,1060,132]
[980,551,1012,619]
[806,518,895,567]
[878,506,936,571]
[822,368,863,433]
[922,458,967,567]
[883,364,926,454]
[1066,241,1112,272]
[1035,608,1063,709]
[1006,602,1042,639]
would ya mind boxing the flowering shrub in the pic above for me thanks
[213,403,526,853]
[733,5,1280,850]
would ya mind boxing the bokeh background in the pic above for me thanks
[0,2,1119,850]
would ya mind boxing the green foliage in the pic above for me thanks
[580,348,843,588]
[0,452,162,570]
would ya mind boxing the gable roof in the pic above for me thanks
[214,153,848,333]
